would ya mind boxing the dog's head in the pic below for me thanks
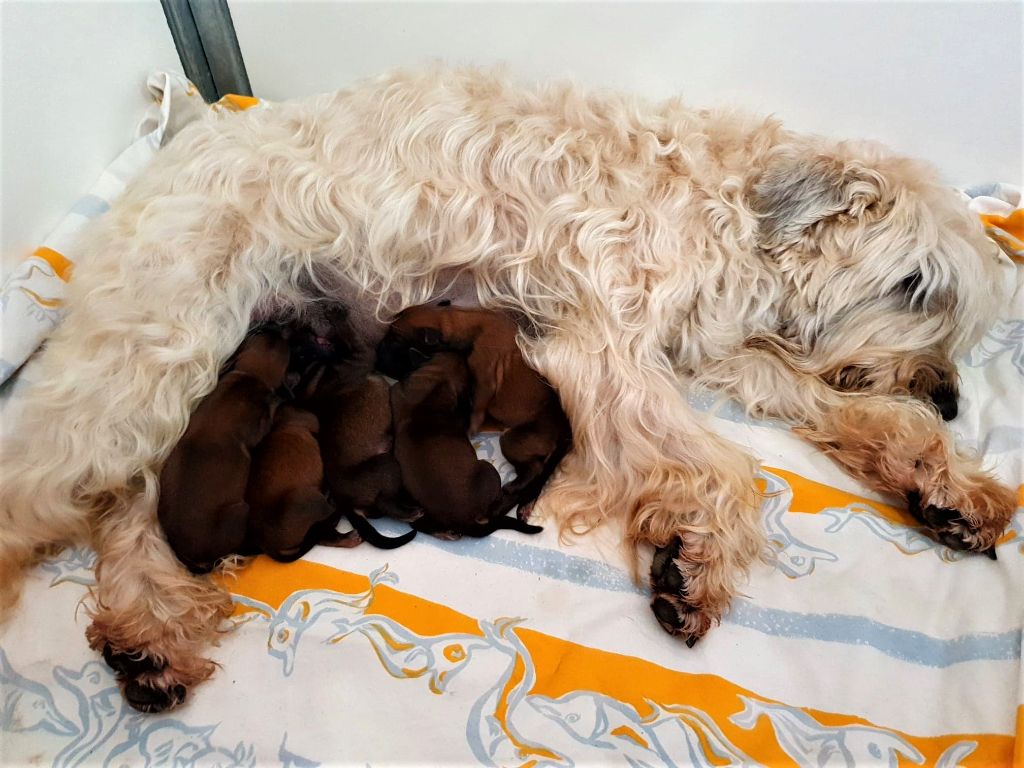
[748,139,1005,420]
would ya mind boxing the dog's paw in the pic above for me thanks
[101,644,165,677]
[123,679,187,714]
[100,644,190,713]
[649,537,712,647]
[907,491,1005,558]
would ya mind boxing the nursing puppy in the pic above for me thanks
[391,352,544,539]
[310,363,418,548]
[378,304,572,517]
[158,328,290,574]
[244,404,361,561]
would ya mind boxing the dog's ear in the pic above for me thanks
[751,152,888,251]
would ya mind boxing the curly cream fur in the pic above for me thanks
[0,67,1013,706]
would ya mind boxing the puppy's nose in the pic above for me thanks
[930,384,958,421]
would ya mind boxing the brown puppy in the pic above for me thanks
[377,304,572,518]
[158,328,290,573]
[244,404,360,561]
[391,352,543,539]
[310,362,418,548]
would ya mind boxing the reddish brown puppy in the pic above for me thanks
[377,304,572,517]
[391,351,543,539]
[309,362,418,548]
[244,404,359,561]
[157,328,290,574]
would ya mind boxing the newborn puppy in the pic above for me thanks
[244,404,359,561]
[391,352,543,539]
[289,303,360,377]
[310,362,418,548]
[378,304,572,517]
[158,328,290,573]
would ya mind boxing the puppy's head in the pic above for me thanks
[375,302,452,379]
[234,327,292,389]
[749,139,1004,420]
[290,303,357,370]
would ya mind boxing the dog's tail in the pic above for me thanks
[343,510,417,550]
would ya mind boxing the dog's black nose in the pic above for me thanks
[930,384,958,421]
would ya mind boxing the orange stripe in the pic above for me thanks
[224,558,1015,766]
[16,287,63,309]
[31,246,73,281]
[980,209,1024,242]
[765,466,913,524]
[1014,705,1023,767]
[218,93,260,111]
[765,468,1022,547]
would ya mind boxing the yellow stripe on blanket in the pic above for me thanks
[31,246,73,281]
[765,467,1023,547]
[215,93,260,112]
[979,209,1024,263]
[222,558,1015,767]
[1015,705,1023,767]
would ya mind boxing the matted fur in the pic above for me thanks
[0,67,1014,706]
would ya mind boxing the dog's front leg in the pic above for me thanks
[526,332,764,645]
[799,397,1016,553]
[701,351,1017,553]
[86,486,234,713]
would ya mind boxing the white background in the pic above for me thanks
[1,1,1021,277]
[231,1,1022,187]
[0,1,180,275]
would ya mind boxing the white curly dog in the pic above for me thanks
[0,67,1014,712]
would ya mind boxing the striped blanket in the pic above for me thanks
[1,74,1021,767]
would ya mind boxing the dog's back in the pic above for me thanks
[158,330,290,572]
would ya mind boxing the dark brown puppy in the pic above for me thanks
[391,352,543,539]
[158,328,290,573]
[377,304,572,518]
[244,404,360,561]
[310,363,418,548]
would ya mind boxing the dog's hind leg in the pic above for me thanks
[526,333,764,646]
[0,178,274,716]
[87,488,234,713]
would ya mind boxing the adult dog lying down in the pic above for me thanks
[0,66,1013,712]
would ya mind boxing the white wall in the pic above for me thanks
[231,1,1022,188]
[0,1,181,276]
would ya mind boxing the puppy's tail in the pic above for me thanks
[487,515,544,536]
[344,510,417,550]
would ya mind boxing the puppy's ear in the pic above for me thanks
[751,152,888,251]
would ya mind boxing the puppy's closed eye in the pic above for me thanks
[418,328,442,347]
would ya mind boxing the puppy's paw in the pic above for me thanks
[649,537,713,647]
